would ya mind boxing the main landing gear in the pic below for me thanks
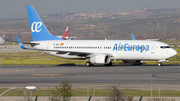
[105,61,112,66]
[86,61,94,67]
[86,61,113,67]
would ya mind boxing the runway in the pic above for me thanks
[0,65,180,89]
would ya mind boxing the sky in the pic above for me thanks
[1,0,180,19]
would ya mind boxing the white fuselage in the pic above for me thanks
[32,40,177,61]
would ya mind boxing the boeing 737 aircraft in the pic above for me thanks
[16,6,177,67]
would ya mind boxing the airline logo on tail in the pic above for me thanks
[31,22,42,33]
[61,27,68,39]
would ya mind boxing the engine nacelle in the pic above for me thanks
[122,60,141,63]
[90,54,111,64]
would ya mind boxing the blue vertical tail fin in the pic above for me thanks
[27,6,63,41]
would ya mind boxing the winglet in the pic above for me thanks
[131,34,135,40]
[15,36,27,49]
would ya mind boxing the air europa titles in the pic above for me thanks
[113,43,149,53]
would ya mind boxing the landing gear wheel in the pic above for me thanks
[105,61,112,66]
[86,62,93,67]
[86,62,90,67]
[158,62,162,66]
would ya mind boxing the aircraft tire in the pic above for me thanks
[105,61,112,66]
[158,62,162,66]
[86,62,93,67]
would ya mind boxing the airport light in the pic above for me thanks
[25,86,36,98]
[0,86,36,97]
[25,86,36,91]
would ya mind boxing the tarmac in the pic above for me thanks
[0,65,180,90]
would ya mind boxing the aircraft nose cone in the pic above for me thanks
[171,49,177,57]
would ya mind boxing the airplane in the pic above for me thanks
[16,6,177,67]
[0,37,6,45]
[57,27,69,40]
[57,27,84,40]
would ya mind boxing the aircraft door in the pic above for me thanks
[44,43,50,54]
[46,43,50,49]
[101,45,104,51]
[151,44,155,54]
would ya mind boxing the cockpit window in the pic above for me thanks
[160,46,171,49]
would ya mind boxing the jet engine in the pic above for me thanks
[90,54,111,64]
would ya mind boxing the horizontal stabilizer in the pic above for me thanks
[22,42,39,45]
[16,36,92,56]
[15,36,27,49]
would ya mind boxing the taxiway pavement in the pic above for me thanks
[0,65,180,89]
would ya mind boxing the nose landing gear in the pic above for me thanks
[158,62,162,66]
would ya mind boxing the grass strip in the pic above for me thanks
[1,88,180,97]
